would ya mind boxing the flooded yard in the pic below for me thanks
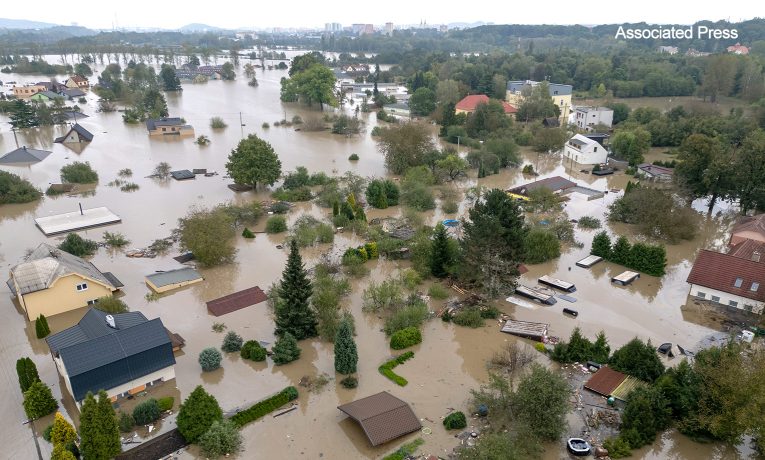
[0,59,757,459]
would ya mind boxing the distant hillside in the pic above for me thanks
[178,23,226,32]
[0,18,60,29]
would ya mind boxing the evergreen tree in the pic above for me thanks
[221,331,243,352]
[177,386,223,443]
[22,381,57,419]
[591,331,611,363]
[334,319,358,375]
[35,314,50,339]
[159,65,182,91]
[16,357,40,393]
[272,332,301,365]
[610,338,665,383]
[611,236,632,266]
[50,412,77,446]
[79,391,121,460]
[430,222,455,278]
[51,445,77,460]
[440,102,457,136]
[332,200,339,216]
[591,231,612,259]
[274,240,318,339]
[9,100,40,129]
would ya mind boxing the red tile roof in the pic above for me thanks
[728,239,765,261]
[584,366,627,397]
[456,94,517,114]
[731,214,765,241]
[206,286,267,316]
[686,249,765,302]
[338,392,421,446]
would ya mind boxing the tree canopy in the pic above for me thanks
[226,134,282,189]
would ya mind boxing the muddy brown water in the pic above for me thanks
[0,59,756,459]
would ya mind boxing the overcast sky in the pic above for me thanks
[7,0,753,30]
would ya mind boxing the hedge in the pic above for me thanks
[378,352,414,386]
[230,386,299,428]
[443,411,467,430]
[157,397,174,411]
[390,327,422,350]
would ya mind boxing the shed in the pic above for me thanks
[508,176,576,196]
[337,392,421,446]
[145,267,203,293]
[512,285,557,305]
[538,275,576,292]
[500,319,549,342]
[35,207,121,235]
[611,270,640,286]
[207,286,267,316]
[54,124,94,144]
[576,255,603,268]
[0,146,52,165]
[584,366,627,397]
[170,170,195,181]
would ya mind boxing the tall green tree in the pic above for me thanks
[430,222,456,278]
[611,128,651,165]
[226,134,282,189]
[281,64,337,110]
[220,62,236,80]
[274,240,318,339]
[439,101,457,136]
[609,338,665,383]
[377,122,436,174]
[16,357,40,393]
[459,188,527,298]
[159,65,182,91]
[675,134,734,212]
[618,386,672,449]
[513,364,570,441]
[9,99,39,129]
[409,87,436,116]
[516,81,559,121]
[79,390,120,460]
[177,386,223,443]
[591,231,612,258]
[22,380,57,419]
[178,208,236,267]
[50,412,77,446]
[701,55,736,103]
[35,314,50,338]
[734,130,765,214]
[334,318,358,375]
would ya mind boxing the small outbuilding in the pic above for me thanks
[0,146,52,165]
[170,170,195,181]
[54,124,94,144]
[337,391,421,446]
[34,206,121,235]
[145,267,203,293]
[207,286,267,316]
[611,270,640,286]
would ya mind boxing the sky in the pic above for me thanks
[5,0,755,30]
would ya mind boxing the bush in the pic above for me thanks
[428,284,450,299]
[390,326,422,350]
[272,332,301,365]
[522,164,534,174]
[534,342,547,353]
[221,331,243,352]
[443,411,467,430]
[441,200,458,213]
[270,202,290,214]
[240,340,266,361]
[230,387,299,427]
[0,170,41,204]
[60,161,98,183]
[178,208,236,267]
[210,116,227,129]
[348,153,359,161]
[272,186,313,202]
[400,268,423,290]
[524,228,561,264]
[340,376,358,388]
[452,308,484,328]
[610,338,665,383]
[199,348,222,372]
[577,216,601,229]
[132,399,161,425]
[117,412,134,432]
[609,187,697,243]
[384,300,429,336]
[43,424,53,442]
[212,322,226,333]
[198,419,242,458]
[266,215,288,233]
[242,227,255,238]
[603,436,633,458]
[93,296,128,314]
[157,397,174,411]
[103,231,130,248]
[35,314,50,338]
[378,351,414,386]
[262,122,269,128]
[58,233,98,257]
[480,305,500,319]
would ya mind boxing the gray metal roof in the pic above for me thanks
[9,243,117,295]
[507,80,572,96]
[146,117,184,130]
[145,267,202,288]
[170,170,195,180]
[54,124,94,143]
[62,88,86,97]
[0,146,51,164]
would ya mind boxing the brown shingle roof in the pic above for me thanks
[206,286,267,316]
[686,249,765,302]
[584,366,627,397]
[337,392,421,446]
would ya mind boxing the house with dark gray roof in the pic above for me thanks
[54,124,94,144]
[146,117,194,137]
[0,146,51,165]
[7,243,122,320]
[46,308,176,405]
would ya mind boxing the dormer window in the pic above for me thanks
[751,282,760,292]
[734,277,743,288]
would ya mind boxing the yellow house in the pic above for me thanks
[506,80,573,123]
[145,267,203,293]
[8,244,122,321]
[146,118,195,137]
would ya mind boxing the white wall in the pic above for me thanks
[563,143,607,165]
[689,284,764,314]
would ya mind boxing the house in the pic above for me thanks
[455,94,517,115]
[29,91,62,102]
[7,244,123,321]
[64,75,89,89]
[727,43,749,55]
[0,146,51,165]
[657,46,679,54]
[508,176,577,196]
[12,84,46,98]
[574,106,613,131]
[46,308,176,406]
[145,267,203,293]
[506,80,573,122]
[563,134,607,165]
[383,102,411,118]
[60,88,86,100]
[36,81,67,92]
[146,118,194,137]
[686,48,710,57]
[542,117,560,127]
[636,163,673,181]
[340,64,370,76]
[730,214,765,246]
[337,392,421,446]
[687,249,765,314]
[54,124,94,144]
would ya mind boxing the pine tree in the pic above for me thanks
[591,231,612,259]
[430,222,454,278]
[272,332,301,365]
[332,200,339,216]
[51,445,77,460]
[22,381,58,419]
[221,331,243,352]
[177,386,223,443]
[274,240,318,339]
[35,314,50,339]
[79,391,121,460]
[9,100,40,129]
[16,357,40,393]
[611,236,632,266]
[51,412,77,446]
[334,318,358,375]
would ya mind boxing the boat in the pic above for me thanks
[442,219,459,227]
[567,438,591,456]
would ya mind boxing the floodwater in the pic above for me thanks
[0,58,757,459]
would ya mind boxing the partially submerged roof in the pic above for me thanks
[687,249,765,302]
[9,243,119,295]
[46,308,175,401]
[509,176,577,195]
[584,366,627,397]
[0,146,51,165]
[146,117,184,131]
[170,170,195,180]
[207,286,267,316]
[145,267,203,288]
[337,392,421,446]
[34,206,121,235]
[729,239,765,261]
[456,94,517,114]
[54,124,94,143]
[637,163,673,176]
[62,111,88,120]
[62,88,86,97]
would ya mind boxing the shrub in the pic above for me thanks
[230,387,299,428]
[443,411,467,430]
[577,216,601,229]
[198,420,242,458]
[35,314,50,339]
[43,424,53,442]
[0,170,41,204]
[177,386,223,443]
[266,215,287,233]
[152,162,172,179]
[212,322,227,333]
[118,168,133,177]
[271,186,313,202]
[23,381,58,419]
[60,161,98,183]
[16,357,40,393]
[522,164,534,174]
[58,233,98,257]
[240,340,267,361]
[132,399,161,425]
[210,116,227,129]
[242,227,255,238]
[199,348,222,372]
[221,331,243,352]
[441,200,458,213]
[178,208,235,267]
[603,436,633,458]
[262,122,270,129]
[390,327,422,350]
[524,228,561,264]
[103,231,130,248]
[384,300,429,336]
[271,201,291,214]
[272,332,301,365]
[428,284,449,299]
[93,296,128,314]
[480,305,500,319]
[157,397,174,412]
[400,268,423,290]
[348,153,359,161]
[378,351,414,386]
[382,438,424,460]
[534,342,547,353]
[452,308,484,328]
[340,376,358,389]
[116,411,133,431]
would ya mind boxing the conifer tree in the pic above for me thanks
[16,357,40,393]
[23,380,58,419]
[334,318,358,375]
[50,412,77,446]
[272,332,301,365]
[35,314,50,339]
[430,222,454,278]
[177,385,223,443]
[274,240,318,339]
[79,391,120,460]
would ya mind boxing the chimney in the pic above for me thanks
[753,251,761,263]
[105,314,116,329]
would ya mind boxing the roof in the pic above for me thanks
[0,146,51,164]
[337,392,421,446]
[384,103,410,111]
[509,176,577,195]
[62,88,86,97]
[207,286,267,316]
[145,267,203,288]
[170,170,195,180]
[46,308,175,401]
[732,214,765,240]
[610,375,646,401]
[34,206,121,236]
[36,90,61,99]
[68,75,88,83]
[146,117,184,131]
[507,80,572,96]
[62,111,89,120]
[729,239,765,261]
[166,328,185,349]
[637,163,674,176]
[687,249,765,302]
[584,366,627,397]
[9,243,118,295]
[568,134,597,149]
[576,106,613,114]
[455,94,517,114]
[54,124,94,143]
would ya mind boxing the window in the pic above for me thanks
[161,127,167,132]
[87,299,97,305]
[696,291,706,298]
[594,147,598,152]
[752,282,760,292]
[734,277,743,288]
[76,283,88,291]
[711,295,720,303]
[729,300,738,307]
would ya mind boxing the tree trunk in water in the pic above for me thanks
[707,192,718,214]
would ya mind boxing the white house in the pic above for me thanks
[574,106,614,131]
[687,249,765,314]
[563,134,607,165]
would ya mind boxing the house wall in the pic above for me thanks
[689,284,764,314]
[18,274,114,320]
[506,90,571,123]
[575,109,613,131]
[63,133,81,143]
[13,85,45,98]
[731,231,765,246]
[149,126,195,137]
[563,143,607,165]
[145,277,203,293]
